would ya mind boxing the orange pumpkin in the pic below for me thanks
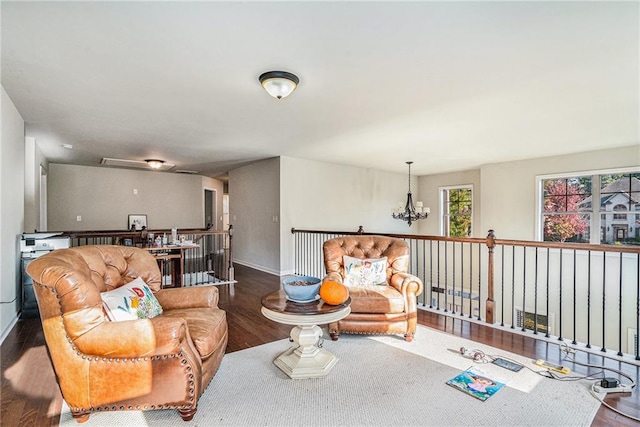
[319,280,349,305]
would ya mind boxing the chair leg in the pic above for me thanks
[179,407,197,421]
[329,322,340,340]
[71,411,90,423]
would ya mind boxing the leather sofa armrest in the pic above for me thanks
[155,286,220,310]
[322,273,344,284]
[72,316,188,358]
[389,272,424,297]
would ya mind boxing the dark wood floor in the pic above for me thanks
[2,264,639,426]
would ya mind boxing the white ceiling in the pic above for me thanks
[2,1,638,179]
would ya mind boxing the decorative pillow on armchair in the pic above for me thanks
[101,277,163,321]
[343,255,388,287]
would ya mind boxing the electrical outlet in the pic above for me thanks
[133,189,138,195]
[76,215,82,222]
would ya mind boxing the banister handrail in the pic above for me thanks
[59,228,229,238]
[291,225,640,363]
[56,226,235,286]
[493,237,640,254]
[291,227,487,244]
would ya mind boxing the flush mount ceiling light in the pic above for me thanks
[145,159,165,169]
[259,71,299,99]
[101,158,175,171]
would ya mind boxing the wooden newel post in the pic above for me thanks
[485,230,496,324]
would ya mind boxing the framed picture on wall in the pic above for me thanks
[128,214,147,231]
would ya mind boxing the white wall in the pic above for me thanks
[48,164,221,231]
[1,87,25,339]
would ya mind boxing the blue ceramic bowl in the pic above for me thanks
[282,275,321,302]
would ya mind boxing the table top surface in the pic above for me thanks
[261,290,351,316]
[142,244,199,251]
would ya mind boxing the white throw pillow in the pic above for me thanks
[101,277,163,321]
[343,255,388,287]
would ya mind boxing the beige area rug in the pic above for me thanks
[59,325,601,426]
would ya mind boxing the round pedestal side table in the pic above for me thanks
[261,290,351,379]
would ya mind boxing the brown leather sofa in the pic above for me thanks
[322,235,423,342]
[26,245,228,423]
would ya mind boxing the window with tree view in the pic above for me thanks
[542,176,590,243]
[541,171,640,245]
[442,187,472,237]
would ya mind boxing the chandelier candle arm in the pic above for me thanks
[391,161,430,226]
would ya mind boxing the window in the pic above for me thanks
[539,170,640,245]
[613,204,627,220]
[541,176,591,243]
[441,186,472,237]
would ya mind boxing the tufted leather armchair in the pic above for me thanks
[322,235,423,342]
[26,245,228,423]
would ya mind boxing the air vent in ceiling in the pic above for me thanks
[175,169,199,174]
[100,158,175,171]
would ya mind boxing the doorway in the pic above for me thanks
[39,164,47,231]
[204,189,217,229]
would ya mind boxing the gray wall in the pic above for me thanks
[478,145,639,241]
[416,146,639,243]
[419,169,481,237]
[279,156,420,275]
[48,164,221,231]
[229,158,280,274]
[1,87,25,339]
[277,147,638,276]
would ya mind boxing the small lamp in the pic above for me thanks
[259,71,299,99]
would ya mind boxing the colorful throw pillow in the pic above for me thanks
[343,255,388,287]
[101,277,163,321]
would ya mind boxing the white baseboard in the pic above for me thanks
[0,314,20,346]
[232,259,282,276]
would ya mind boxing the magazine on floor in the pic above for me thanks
[446,366,506,401]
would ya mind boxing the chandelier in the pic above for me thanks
[392,161,430,226]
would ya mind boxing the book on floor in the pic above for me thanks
[446,366,506,401]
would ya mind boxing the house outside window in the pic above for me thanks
[441,186,472,237]
[539,170,640,245]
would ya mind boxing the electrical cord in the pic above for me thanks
[589,383,640,422]
[461,343,639,421]
[559,342,636,389]
[560,342,638,422]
